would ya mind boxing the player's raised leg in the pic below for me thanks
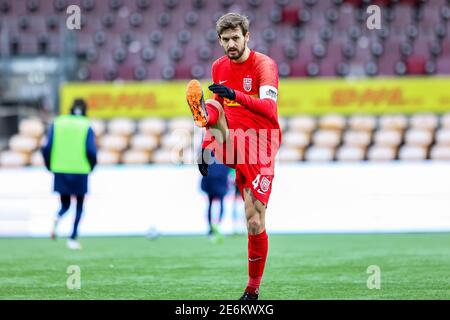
[239,187,268,300]
[186,79,228,144]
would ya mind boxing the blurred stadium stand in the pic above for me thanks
[0,0,450,167]
[2,112,450,167]
[0,0,449,80]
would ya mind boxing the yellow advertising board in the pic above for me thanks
[60,81,213,118]
[278,77,450,115]
[60,77,450,118]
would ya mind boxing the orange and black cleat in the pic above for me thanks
[186,79,209,127]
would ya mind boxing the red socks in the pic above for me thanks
[206,103,219,126]
[246,229,268,295]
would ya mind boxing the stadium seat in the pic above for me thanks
[97,149,121,165]
[379,115,408,131]
[304,146,335,162]
[152,149,180,164]
[430,145,450,160]
[288,116,317,133]
[138,118,167,136]
[404,129,433,147]
[99,134,129,152]
[398,145,428,161]
[343,130,372,148]
[367,146,397,161]
[122,149,151,164]
[91,119,106,138]
[318,114,346,131]
[160,131,191,150]
[0,150,29,167]
[373,130,403,147]
[18,118,45,138]
[440,113,450,129]
[336,145,365,161]
[277,147,304,162]
[107,118,136,137]
[435,129,450,146]
[8,135,39,153]
[130,134,159,152]
[167,118,194,133]
[30,151,45,167]
[312,130,341,148]
[409,113,439,130]
[348,115,376,131]
[282,131,310,149]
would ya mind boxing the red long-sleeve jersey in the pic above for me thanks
[203,50,282,154]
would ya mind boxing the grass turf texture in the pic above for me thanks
[0,233,449,299]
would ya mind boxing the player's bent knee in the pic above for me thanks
[205,99,223,113]
[247,215,262,233]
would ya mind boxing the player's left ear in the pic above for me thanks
[245,32,250,43]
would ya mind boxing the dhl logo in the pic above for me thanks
[87,94,157,110]
[331,88,409,106]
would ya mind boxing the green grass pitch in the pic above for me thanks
[0,233,449,299]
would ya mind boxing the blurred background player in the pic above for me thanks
[200,152,230,240]
[42,98,97,250]
[186,13,281,300]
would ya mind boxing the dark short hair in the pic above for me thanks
[70,98,87,116]
[216,13,250,37]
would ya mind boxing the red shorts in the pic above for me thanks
[235,163,275,206]
[208,138,277,206]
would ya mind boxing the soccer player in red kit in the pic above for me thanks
[186,13,281,300]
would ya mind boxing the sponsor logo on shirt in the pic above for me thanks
[259,85,278,102]
[266,89,277,100]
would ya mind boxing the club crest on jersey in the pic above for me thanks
[243,77,252,92]
[260,177,271,193]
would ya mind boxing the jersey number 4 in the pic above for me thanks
[252,174,270,195]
